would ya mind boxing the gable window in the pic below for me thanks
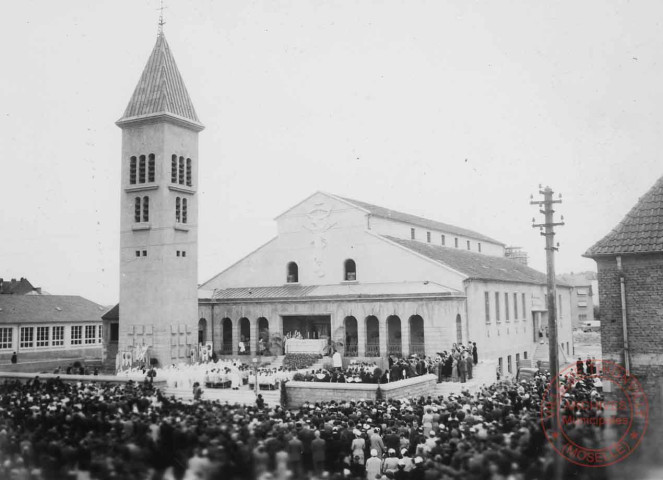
[426,231,431,243]
[485,292,490,323]
[495,292,501,322]
[505,292,510,321]
[148,153,155,182]
[175,197,181,222]
[441,235,446,246]
[344,259,357,281]
[287,262,299,283]
[134,197,141,223]
[171,155,177,183]
[467,240,471,250]
[142,196,149,222]
[186,158,192,186]
[410,228,415,240]
[130,156,137,184]
[139,155,146,183]
[454,238,459,248]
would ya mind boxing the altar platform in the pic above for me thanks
[284,338,327,354]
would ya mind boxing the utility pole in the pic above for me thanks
[531,185,564,479]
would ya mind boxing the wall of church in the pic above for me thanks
[464,280,574,377]
[368,217,505,257]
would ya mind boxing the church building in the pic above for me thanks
[198,192,574,374]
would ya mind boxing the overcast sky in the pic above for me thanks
[1,1,662,305]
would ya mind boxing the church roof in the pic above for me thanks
[337,195,505,246]
[117,33,202,127]
[0,295,105,324]
[585,176,663,257]
[385,236,556,286]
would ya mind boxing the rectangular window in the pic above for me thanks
[171,155,177,183]
[505,292,510,321]
[134,197,141,223]
[522,293,527,319]
[495,292,501,322]
[52,326,64,347]
[485,292,491,323]
[516,353,520,365]
[426,231,431,243]
[441,235,445,246]
[186,158,192,186]
[467,240,471,250]
[20,327,34,349]
[98,326,103,343]
[178,157,185,185]
[176,250,180,257]
[182,198,188,223]
[175,197,181,222]
[524,351,528,360]
[478,242,482,252]
[130,156,137,184]
[410,228,415,240]
[498,357,503,375]
[142,250,147,257]
[36,326,49,347]
[559,294,563,317]
[85,325,96,344]
[135,250,140,257]
[0,328,12,350]
[139,154,146,183]
[148,154,155,182]
[455,238,459,248]
[513,293,518,320]
[566,342,570,354]
[182,251,186,257]
[142,196,149,222]
[110,323,119,342]
[508,355,512,373]
[71,326,82,345]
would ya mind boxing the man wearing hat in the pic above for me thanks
[365,449,383,480]
[382,448,400,475]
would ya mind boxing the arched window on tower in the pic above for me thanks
[182,198,188,223]
[178,157,184,185]
[130,156,137,184]
[171,155,177,183]
[287,262,299,283]
[148,154,155,182]
[139,155,146,183]
[134,197,141,223]
[186,158,192,186]
[175,197,181,223]
[142,196,149,222]
[344,259,357,281]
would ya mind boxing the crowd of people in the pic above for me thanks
[0,360,614,480]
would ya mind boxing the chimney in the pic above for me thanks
[505,246,529,266]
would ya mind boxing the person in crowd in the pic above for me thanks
[576,357,585,376]
[365,449,383,480]
[10,352,17,364]
[472,342,478,365]
[465,352,473,380]
[332,349,343,371]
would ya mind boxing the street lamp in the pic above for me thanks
[252,357,258,395]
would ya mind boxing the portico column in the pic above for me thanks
[401,317,411,357]
[232,319,239,356]
[379,318,388,359]
[358,317,366,357]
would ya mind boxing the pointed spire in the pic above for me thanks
[117,33,203,130]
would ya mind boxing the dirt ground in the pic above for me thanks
[572,330,601,360]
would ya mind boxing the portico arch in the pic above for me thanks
[344,316,358,357]
[409,315,425,356]
[387,315,402,356]
[221,318,232,354]
[258,317,269,354]
[198,318,207,345]
[365,315,380,357]
[239,317,250,355]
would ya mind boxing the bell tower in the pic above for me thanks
[116,32,204,366]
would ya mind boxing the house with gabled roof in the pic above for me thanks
[585,175,663,405]
[198,192,573,374]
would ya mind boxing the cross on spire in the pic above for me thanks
[158,0,166,35]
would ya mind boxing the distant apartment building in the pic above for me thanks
[558,272,596,328]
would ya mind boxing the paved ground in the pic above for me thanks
[573,330,601,360]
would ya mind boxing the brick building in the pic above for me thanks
[585,176,663,416]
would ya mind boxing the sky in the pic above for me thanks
[1,0,662,306]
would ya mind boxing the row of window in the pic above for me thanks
[286,259,357,283]
[171,155,192,186]
[133,196,191,224]
[498,352,528,375]
[175,197,188,223]
[485,292,528,323]
[128,154,193,187]
[0,325,102,350]
[412,228,482,252]
[129,154,155,184]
